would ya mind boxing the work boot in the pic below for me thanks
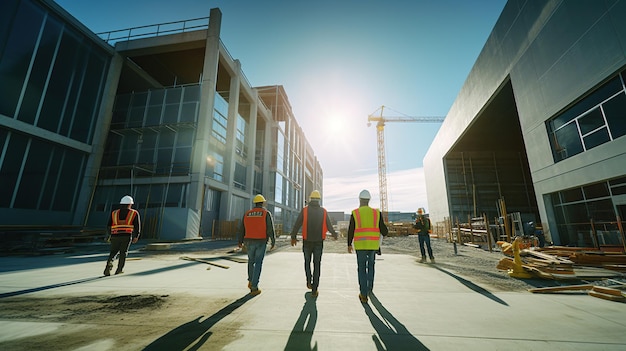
[419,257,427,263]
[430,257,436,263]
[307,282,312,290]
[103,262,113,276]
[248,281,252,289]
[311,290,319,298]
[358,294,368,303]
[115,270,124,275]
[249,288,261,296]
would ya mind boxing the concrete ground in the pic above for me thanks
[0,238,625,350]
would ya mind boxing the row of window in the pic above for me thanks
[0,0,109,145]
[548,70,626,162]
[0,129,85,211]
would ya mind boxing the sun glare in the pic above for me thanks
[328,115,345,135]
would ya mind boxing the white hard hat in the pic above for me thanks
[120,195,134,205]
[359,190,371,200]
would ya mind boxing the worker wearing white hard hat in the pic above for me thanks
[238,194,276,295]
[289,190,338,297]
[104,195,141,276]
[347,189,388,303]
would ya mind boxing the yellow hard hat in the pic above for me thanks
[253,194,266,203]
[310,190,321,200]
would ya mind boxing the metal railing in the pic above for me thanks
[97,17,209,45]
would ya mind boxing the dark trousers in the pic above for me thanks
[303,241,323,290]
[107,235,132,272]
[418,234,434,259]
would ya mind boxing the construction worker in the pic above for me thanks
[347,189,388,303]
[290,190,338,297]
[238,194,276,296]
[104,195,141,276]
[414,208,434,263]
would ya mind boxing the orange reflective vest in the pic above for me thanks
[243,208,268,239]
[110,209,138,235]
[352,206,381,250]
[302,207,328,240]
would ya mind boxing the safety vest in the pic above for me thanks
[352,206,381,250]
[302,207,328,240]
[110,209,138,235]
[243,208,268,239]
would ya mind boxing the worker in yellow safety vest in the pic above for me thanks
[290,190,338,297]
[347,189,388,303]
[104,195,141,276]
[238,194,276,295]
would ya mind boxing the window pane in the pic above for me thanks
[603,92,626,139]
[582,127,610,150]
[18,17,62,125]
[587,199,615,222]
[553,122,583,160]
[52,150,84,211]
[40,146,62,210]
[562,187,583,203]
[583,182,609,199]
[71,49,107,143]
[577,108,604,135]
[0,133,28,207]
[14,139,51,209]
[0,0,44,117]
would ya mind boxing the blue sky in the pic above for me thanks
[56,0,506,213]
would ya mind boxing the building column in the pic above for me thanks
[188,8,221,217]
[220,60,242,220]
[246,90,258,197]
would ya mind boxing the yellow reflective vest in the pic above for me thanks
[352,206,381,250]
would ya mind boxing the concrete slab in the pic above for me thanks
[1,246,625,350]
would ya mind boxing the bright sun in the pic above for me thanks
[328,116,345,135]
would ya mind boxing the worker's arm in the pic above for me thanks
[290,210,304,246]
[379,215,389,237]
[266,211,276,249]
[325,214,338,240]
[132,212,141,243]
[237,215,246,248]
[347,215,355,253]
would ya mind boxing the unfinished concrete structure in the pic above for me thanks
[0,0,322,241]
[424,0,626,247]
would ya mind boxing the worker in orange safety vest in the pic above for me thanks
[104,195,141,276]
[238,194,276,295]
[347,189,388,303]
[290,190,338,297]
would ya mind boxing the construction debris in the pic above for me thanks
[496,239,626,280]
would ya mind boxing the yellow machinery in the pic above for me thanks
[367,105,444,221]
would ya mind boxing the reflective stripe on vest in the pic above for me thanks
[111,209,137,235]
[352,207,380,250]
[243,208,268,239]
[302,207,328,240]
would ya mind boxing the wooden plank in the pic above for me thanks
[180,256,230,269]
[591,286,625,297]
[588,290,626,302]
[528,284,593,293]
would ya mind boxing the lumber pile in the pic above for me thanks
[496,242,626,280]
[528,284,626,303]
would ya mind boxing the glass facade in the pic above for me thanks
[550,176,626,247]
[0,0,110,220]
[547,70,626,162]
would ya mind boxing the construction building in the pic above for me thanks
[0,0,323,242]
[424,0,626,247]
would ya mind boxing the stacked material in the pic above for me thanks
[496,242,625,280]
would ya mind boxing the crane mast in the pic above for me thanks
[367,105,445,221]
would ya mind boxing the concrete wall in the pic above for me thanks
[424,0,626,241]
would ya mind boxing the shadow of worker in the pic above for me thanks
[284,292,318,351]
[143,294,255,351]
[363,293,429,351]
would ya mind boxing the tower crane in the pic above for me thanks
[367,105,445,221]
